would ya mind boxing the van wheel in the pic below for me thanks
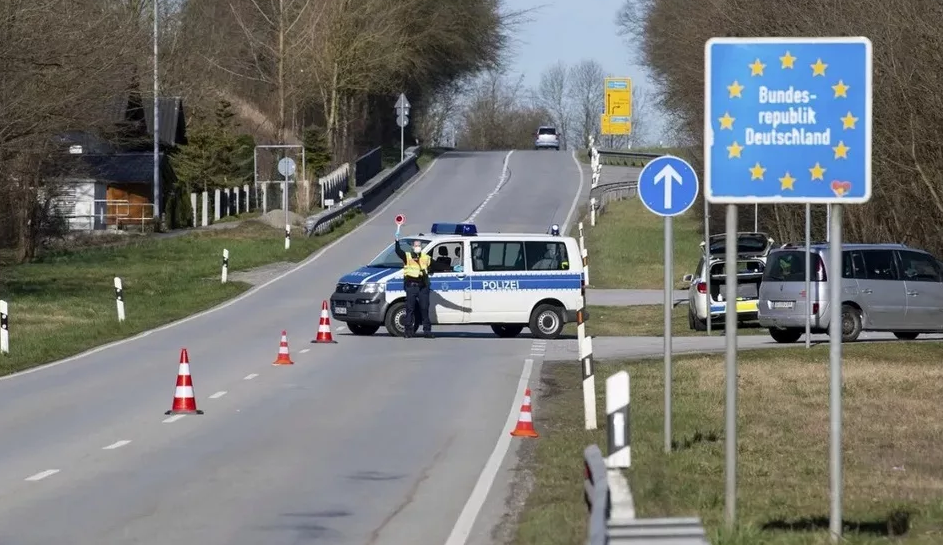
[348,323,380,336]
[769,327,802,343]
[893,332,919,340]
[530,304,564,339]
[492,324,524,338]
[840,304,863,342]
[384,302,407,337]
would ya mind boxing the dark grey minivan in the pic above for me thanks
[758,243,943,342]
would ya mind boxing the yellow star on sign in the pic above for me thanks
[749,58,766,76]
[779,172,796,191]
[809,162,826,180]
[780,51,796,69]
[811,58,828,76]
[727,80,744,98]
[718,112,735,130]
[833,141,850,159]
[832,80,849,98]
[727,141,744,158]
[841,111,858,129]
[749,162,766,180]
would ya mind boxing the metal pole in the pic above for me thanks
[826,205,831,242]
[664,215,673,454]
[724,204,738,528]
[400,121,405,163]
[704,192,711,334]
[805,203,812,348]
[152,0,160,223]
[283,152,289,229]
[828,205,844,542]
[753,204,758,232]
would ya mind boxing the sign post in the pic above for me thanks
[394,93,411,163]
[704,36,873,538]
[637,155,699,455]
[277,156,296,250]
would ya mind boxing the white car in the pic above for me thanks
[534,126,560,150]
[682,232,774,331]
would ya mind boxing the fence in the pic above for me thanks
[354,146,383,187]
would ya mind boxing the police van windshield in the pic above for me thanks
[367,238,431,267]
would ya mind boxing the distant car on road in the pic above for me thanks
[534,126,560,151]
[758,242,943,343]
[683,232,774,331]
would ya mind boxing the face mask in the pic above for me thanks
[412,246,421,253]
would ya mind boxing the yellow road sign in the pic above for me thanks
[604,77,632,117]
[601,114,631,136]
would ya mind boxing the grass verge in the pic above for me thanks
[514,342,943,544]
[583,197,702,289]
[0,212,363,376]
[562,305,767,337]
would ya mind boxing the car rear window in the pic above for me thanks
[763,251,808,281]
[538,128,557,136]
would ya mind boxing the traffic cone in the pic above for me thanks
[312,301,337,344]
[510,388,539,438]
[273,330,294,365]
[165,348,204,415]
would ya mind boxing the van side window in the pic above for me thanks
[897,250,942,282]
[524,241,569,270]
[471,241,525,272]
[860,250,899,280]
[843,250,865,279]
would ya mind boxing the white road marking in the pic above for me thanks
[299,348,311,354]
[0,152,448,383]
[244,373,259,380]
[162,414,186,424]
[464,151,515,222]
[25,469,60,481]
[444,357,535,545]
[103,440,131,450]
[563,150,587,234]
[209,391,227,399]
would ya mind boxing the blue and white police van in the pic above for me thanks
[329,222,585,339]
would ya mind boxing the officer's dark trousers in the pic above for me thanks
[404,282,431,335]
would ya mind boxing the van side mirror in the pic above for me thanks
[682,274,694,283]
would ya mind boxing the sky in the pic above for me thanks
[506,0,667,144]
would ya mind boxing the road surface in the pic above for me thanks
[0,149,584,545]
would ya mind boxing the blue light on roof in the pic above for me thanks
[430,222,478,235]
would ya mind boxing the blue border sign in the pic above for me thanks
[704,37,872,204]
[637,155,699,217]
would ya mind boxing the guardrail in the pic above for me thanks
[303,145,422,236]
[354,146,383,187]
[319,163,351,208]
[596,150,663,167]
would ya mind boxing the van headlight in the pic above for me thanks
[361,282,385,294]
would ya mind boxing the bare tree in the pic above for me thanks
[534,61,571,150]
[457,69,549,150]
[567,59,605,149]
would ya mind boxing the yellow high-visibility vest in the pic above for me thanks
[404,252,431,278]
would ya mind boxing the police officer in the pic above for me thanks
[394,236,434,338]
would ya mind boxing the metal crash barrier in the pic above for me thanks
[583,444,710,545]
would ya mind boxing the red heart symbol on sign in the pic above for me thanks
[830,180,852,197]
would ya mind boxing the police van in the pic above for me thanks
[329,222,584,339]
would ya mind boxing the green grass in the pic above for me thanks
[582,197,702,289]
[562,305,767,337]
[514,342,943,545]
[0,212,363,376]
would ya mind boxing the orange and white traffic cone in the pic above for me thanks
[273,330,294,365]
[510,388,539,438]
[165,348,204,415]
[312,301,337,344]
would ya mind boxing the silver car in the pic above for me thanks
[534,126,560,150]
[758,243,943,343]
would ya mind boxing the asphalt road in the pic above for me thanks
[0,149,584,545]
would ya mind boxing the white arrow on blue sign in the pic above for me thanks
[637,155,699,217]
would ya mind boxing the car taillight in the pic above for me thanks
[696,282,707,294]
[815,257,827,281]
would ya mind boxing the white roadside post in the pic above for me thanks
[285,225,291,250]
[114,277,126,322]
[578,221,585,252]
[581,335,597,430]
[606,370,630,468]
[221,249,229,283]
[581,246,590,286]
[704,36,871,536]
[0,299,9,354]
[590,197,597,226]
[636,154,699,455]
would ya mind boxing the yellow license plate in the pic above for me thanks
[735,300,758,312]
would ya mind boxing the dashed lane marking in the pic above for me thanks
[25,470,60,481]
[102,440,131,450]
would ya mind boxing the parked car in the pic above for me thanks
[683,232,774,330]
[757,242,943,343]
[534,126,560,150]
